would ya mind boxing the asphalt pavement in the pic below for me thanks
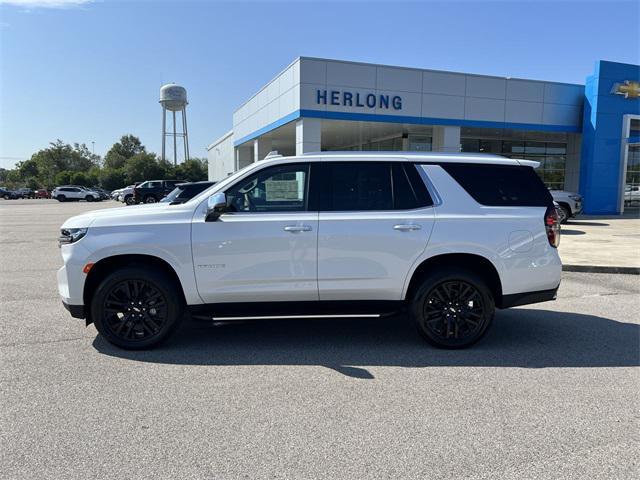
[1,199,639,479]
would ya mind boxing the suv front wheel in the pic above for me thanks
[410,267,494,349]
[91,266,184,349]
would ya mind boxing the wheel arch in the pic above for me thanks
[404,253,504,307]
[83,254,187,324]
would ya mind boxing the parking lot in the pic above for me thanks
[1,199,639,479]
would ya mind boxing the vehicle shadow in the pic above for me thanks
[93,309,640,378]
[560,228,586,235]
[566,221,609,227]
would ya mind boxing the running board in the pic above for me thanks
[192,313,384,322]
[188,300,405,322]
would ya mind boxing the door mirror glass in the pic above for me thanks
[205,192,227,222]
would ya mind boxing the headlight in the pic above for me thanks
[58,228,88,247]
[568,194,582,201]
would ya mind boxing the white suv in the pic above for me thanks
[57,153,562,350]
[53,186,100,202]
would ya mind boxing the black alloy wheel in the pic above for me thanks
[57,195,66,202]
[411,268,494,349]
[144,195,157,203]
[92,267,183,349]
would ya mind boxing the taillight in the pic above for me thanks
[545,206,560,248]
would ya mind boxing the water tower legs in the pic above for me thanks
[161,105,189,166]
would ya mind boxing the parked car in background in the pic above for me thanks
[57,152,561,350]
[0,187,19,200]
[15,188,35,199]
[624,185,640,208]
[35,189,51,199]
[52,186,101,202]
[550,190,582,224]
[90,187,110,200]
[160,181,215,204]
[133,179,180,204]
[116,185,136,205]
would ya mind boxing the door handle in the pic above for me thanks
[393,224,421,231]
[284,225,312,233]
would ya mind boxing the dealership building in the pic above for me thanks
[208,57,639,214]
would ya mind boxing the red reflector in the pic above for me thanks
[83,263,94,274]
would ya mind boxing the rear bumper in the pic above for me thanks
[62,301,86,319]
[500,285,559,309]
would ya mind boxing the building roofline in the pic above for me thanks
[207,129,234,150]
[297,56,585,88]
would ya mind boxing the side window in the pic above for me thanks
[147,181,162,188]
[392,163,433,209]
[319,162,393,211]
[441,163,553,207]
[225,163,309,213]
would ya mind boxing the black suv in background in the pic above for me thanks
[133,180,179,204]
[160,181,215,204]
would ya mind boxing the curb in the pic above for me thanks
[562,264,640,275]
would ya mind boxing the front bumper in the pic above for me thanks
[573,201,583,216]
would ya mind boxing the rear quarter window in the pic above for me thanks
[440,163,553,207]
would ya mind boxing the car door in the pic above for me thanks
[191,162,319,304]
[317,161,435,301]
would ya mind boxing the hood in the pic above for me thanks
[60,202,193,229]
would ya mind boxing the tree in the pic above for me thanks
[25,177,40,190]
[124,152,167,184]
[71,172,91,186]
[30,140,98,188]
[54,171,72,186]
[104,135,146,169]
[99,168,127,191]
[174,158,208,182]
[17,159,39,179]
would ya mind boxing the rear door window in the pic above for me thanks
[318,162,393,211]
[440,163,553,207]
[392,163,433,209]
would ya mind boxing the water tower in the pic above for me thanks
[159,83,190,165]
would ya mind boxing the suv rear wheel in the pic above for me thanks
[91,266,184,349]
[144,195,157,203]
[56,195,66,202]
[124,195,135,205]
[410,267,494,349]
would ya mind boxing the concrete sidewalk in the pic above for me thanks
[559,214,640,273]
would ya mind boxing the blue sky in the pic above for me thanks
[0,0,638,169]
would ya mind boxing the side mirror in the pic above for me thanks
[205,192,227,222]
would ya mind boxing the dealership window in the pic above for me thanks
[462,138,567,190]
[408,135,432,152]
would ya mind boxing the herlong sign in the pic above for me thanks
[316,89,402,110]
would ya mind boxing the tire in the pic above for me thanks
[410,267,495,349]
[85,195,94,202]
[56,195,66,202]
[144,195,157,204]
[124,195,135,205]
[559,205,571,224]
[91,266,184,350]
[3,194,9,200]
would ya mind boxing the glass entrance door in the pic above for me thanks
[622,117,640,214]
